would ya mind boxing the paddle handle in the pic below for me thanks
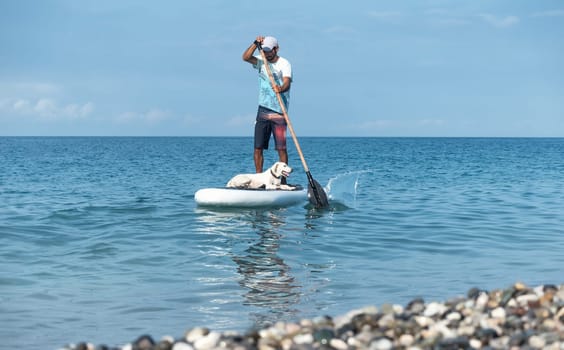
[257,46,310,173]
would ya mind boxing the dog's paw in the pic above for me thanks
[279,184,297,191]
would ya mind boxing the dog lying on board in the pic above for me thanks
[226,162,296,190]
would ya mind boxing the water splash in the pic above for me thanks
[325,170,371,209]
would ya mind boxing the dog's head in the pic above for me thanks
[271,162,292,178]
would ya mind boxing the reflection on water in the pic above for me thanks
[232,210,299,328]
[194,207,305,329]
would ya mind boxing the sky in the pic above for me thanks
[1,0,563,137]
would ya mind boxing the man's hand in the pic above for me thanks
[271,77,291,94]
[271,85,282,93]
[254,36,265,45]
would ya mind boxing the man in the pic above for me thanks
[242,35,292,174]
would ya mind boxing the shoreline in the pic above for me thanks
[61,282,563,350]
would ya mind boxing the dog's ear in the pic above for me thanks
[273,162,285,176]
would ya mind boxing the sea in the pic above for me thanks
[1,137,563,349]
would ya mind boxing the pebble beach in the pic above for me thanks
[60,282,564,350]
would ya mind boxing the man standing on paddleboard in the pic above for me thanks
[242,36,292,177]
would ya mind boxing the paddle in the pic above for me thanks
[257,43,329,208]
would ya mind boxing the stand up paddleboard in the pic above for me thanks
[195,186,308,208]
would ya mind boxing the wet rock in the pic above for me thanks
[406,297,426,313]
[132,335,154,350]
[154,338,174,350]
[76,343,93,350]
[312,328,334,345]
[435,336,470,350]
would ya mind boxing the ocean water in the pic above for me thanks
[1,137,563,349]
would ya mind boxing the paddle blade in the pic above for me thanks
[307,177,330,208]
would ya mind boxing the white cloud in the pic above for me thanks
[0,81,94,122]
[35,98,57,117]
[13,99,32,112]
[116,108,171,125]
[531,10,564,18]
[479,13,520,28]
[0,98,94,121]
[145,109,169,124]
[64,102,94,118]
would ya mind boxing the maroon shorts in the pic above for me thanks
[254,106,287,150]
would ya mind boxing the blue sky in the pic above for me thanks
[1,0,563,136]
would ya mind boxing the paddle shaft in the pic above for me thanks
[257,44,329,208]
[257,48,310,174]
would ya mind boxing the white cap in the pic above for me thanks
[262,36,278,52]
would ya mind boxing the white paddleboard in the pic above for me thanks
[195,186,307,208]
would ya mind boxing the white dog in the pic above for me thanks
[226,162,296,190]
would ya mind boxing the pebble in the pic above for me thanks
[446,311,462,322]
[60,282,564,350]
[399,334,414,347]
[293,333,313,345]
[185,327,209,343]
[423,301,447,317]
[490,306,506,319]
[132,335,155,350]
[172,343,193,350]
[529,335,546,348]
[414,315,434,327]
[469,338,482,349]
[370,337,392,350]
[193,332,220,350]
[329,338,348,350]
[475,292,489,309]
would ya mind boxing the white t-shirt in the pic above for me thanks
[253,55,292,114]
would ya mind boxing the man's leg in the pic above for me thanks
[254,113,270,173]
[272,120,289,183]
[277,149,288,184]
[254,148,264,173]
[277,149,288,164]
